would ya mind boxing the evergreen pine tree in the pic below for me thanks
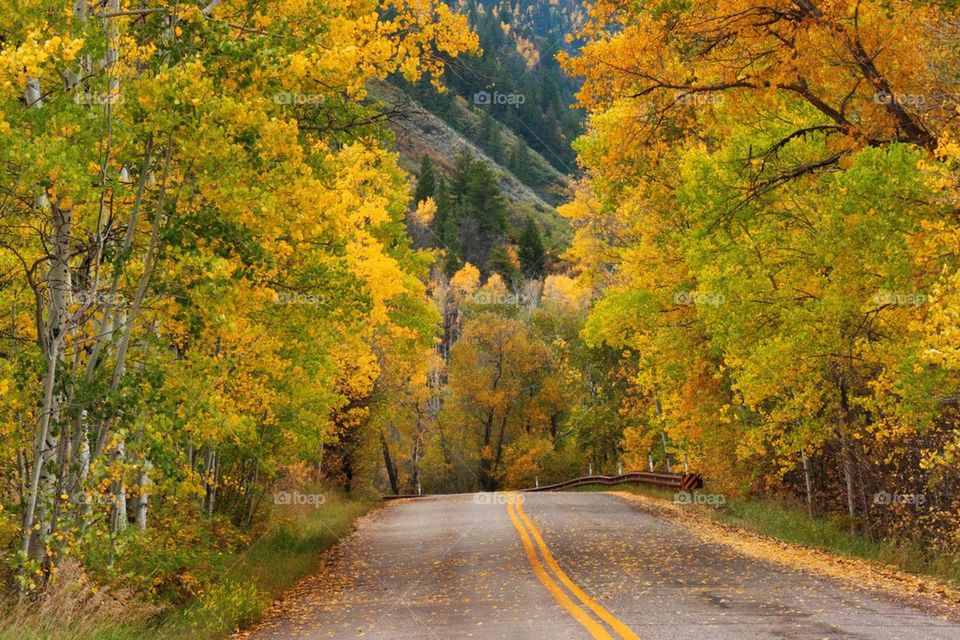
[518,217,546,279]
[414,155,437,204]
[446,150,507,273]
[486,245,522,288]
[508,142,535,184]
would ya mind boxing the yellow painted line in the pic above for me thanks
[514,496,642,640]
[506,498,615,640]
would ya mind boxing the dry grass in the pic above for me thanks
[0,560,160,640]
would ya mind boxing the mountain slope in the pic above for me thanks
[374,82,570,210]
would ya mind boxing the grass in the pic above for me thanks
[578,483,960,587]
[0,490,376,640]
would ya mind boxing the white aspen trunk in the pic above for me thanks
[83,90,153,383]
[111,438,127,534]
[24,78,42,108]
[62,0,87,89]
[840,430,857,533]
[103,0,119,70]
[21,200,72,561]
[22,363,53,558]
[136,459,151,530]
[243,462,259,528]
[204,450,218,516]
[202,448,213,513]
[660,430,671,472]
[201,0,221,16]
[31,398,61,560]
[109,143,171,391]
[90,142,170,465]
[801,447,814,517]
[838,380,858,533]
[77,418,92,533]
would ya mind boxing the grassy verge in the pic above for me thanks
[0,490,376,640]
[577,483,960,587]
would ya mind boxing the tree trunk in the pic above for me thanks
[492,414,508,483]
[840,432,857,533]
[380,430,399,495]
[91,140,171,463]
[84,136,153,380]
[203,449,218,516]
[838,380,858,533]
[410,405,425,493]
[110,439,127,535]
[136,459,151,530]
[243,462,259,528]
[21,200,72,564]
[660,430,671,472]
[479,409,495,491]
[801,447,814,517]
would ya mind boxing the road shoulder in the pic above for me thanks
[610,490,960,625]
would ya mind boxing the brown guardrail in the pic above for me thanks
[381,471,704,500]
[523,471,703,492]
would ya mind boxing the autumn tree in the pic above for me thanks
[0,0,476,591]
[560,0,960,541]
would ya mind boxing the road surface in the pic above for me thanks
[244,492,960,639]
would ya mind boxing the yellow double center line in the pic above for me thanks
[505,494,641,640]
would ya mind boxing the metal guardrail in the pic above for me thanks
[382,471,704,500]
[522,471,704,493]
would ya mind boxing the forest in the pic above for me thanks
[0,0,958,636]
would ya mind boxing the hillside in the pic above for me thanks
[381,0,585,276]
[372,82,569,210]
[418,0,587,174]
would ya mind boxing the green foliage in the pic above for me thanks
[518,218,547,279]
[486,246,522,286]
[429,151,509,275]
[401,0,585,175]
[561,0,960,549]
[414,155,437,204]
[0,491,373,640]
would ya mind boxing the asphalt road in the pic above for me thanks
[244,492,960,640]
